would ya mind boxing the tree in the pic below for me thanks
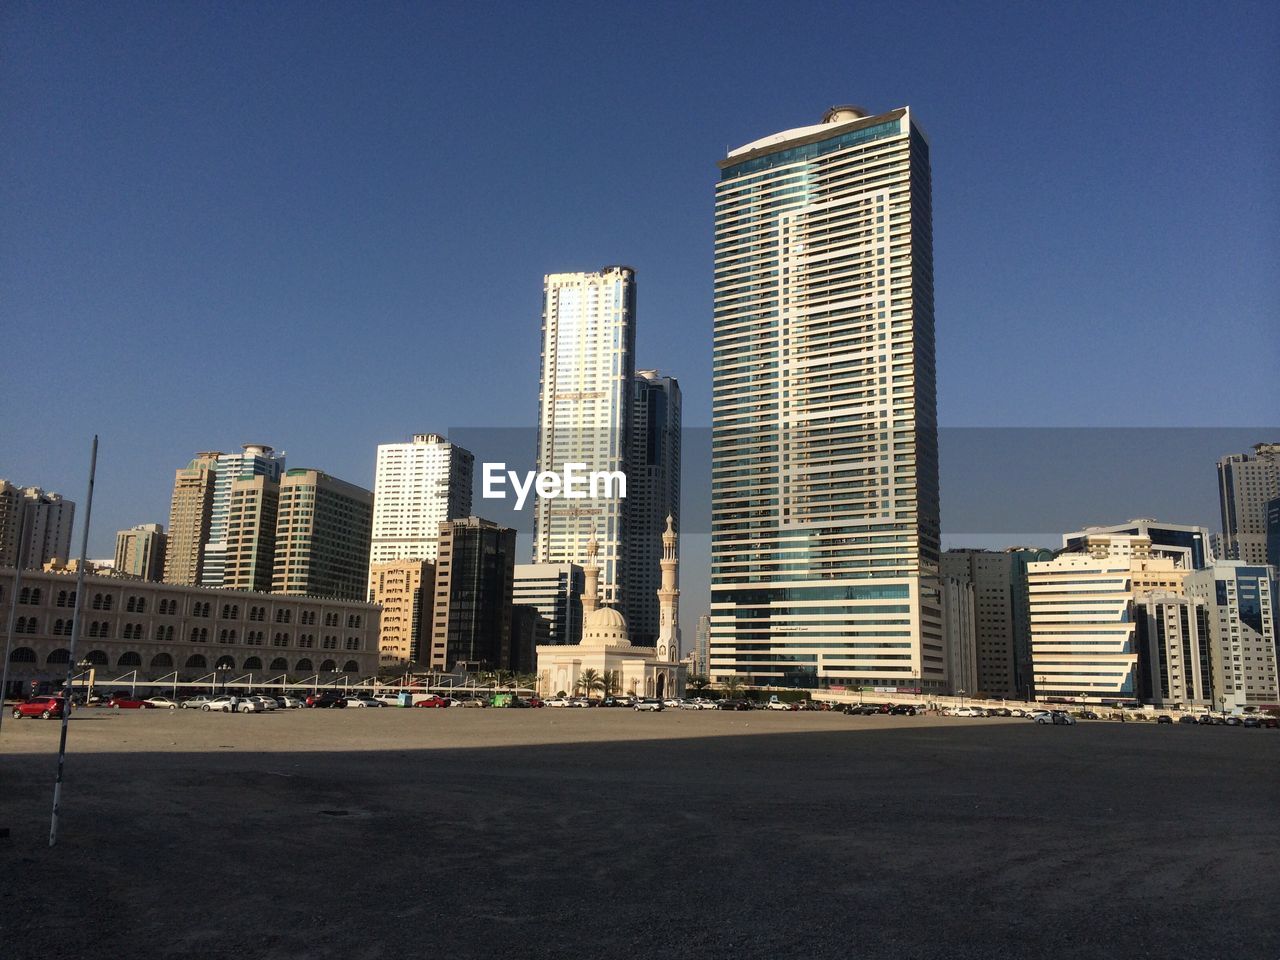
[720,675,746,699]
[688,674,711,694]
[603,670,621,696]
[576,668,604,699]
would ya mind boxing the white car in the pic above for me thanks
[950,706,984,717]
[545,697,570,708]
[202,696,259,713]
[766,698,791,711]
[344,696,370,707]
[662,698,683,708]
[247,696,278,711]
[634,699,664,712]
[678,699,702,710]
[1026,710,1051,722]
[181,696,213,710]
[696,699,720,710]
[274,695,305,709]
[373,693,402,706]
[144,697,178,710]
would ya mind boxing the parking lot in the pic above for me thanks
[2,708,1277,959]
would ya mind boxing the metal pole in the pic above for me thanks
[0,505,32,733]
[50,434,98,847]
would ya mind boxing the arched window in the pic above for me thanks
[15,617,26,633]
[199,628,209,642]
[190,628,200,642]
[135,597,146,613]
[26,617,38,634]
[319,659,337,672]
[126,596,137,612]
[47,648,71,665]
[214,655,235,670]
[295,658,313,672]
[150,652,173,669]
[218,629,228,643]
[243,657,262,670]
[185,654,207,669]
[85,650,108,665]
[282,610,291,624]
[18,588,30,604]
[298,634,314,648]
[56,590,68,607]
[342,660,359,673]
[9,647,36,663]
[117,652,141,667]
[228,629,237,643]
[102,595,114,610]
[269,658,288,671]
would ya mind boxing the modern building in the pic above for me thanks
[429,517,517,671]
[0,567,379,698]
[1008,547,1055,699]
[368,559,434,669]
[224,475,281,594]
[1134,592,1212,708]
[113,523,167,581]
[1185,561,1278,712]
[941,551,1017,697]
[536,521,684,700]
[0,481,76,570]
[369,433,474,567]
[512,562,584,647]
[709,105,941,692]
[625,370,681,645]
[271,469,373,602]
[1063,519,1211,570]
[200,444,286,589]
[163,453,220,586]
[1266,497,1280,568]
[533,266,637,610]
[509,604,550,675]
[693,614,711,677]
[1217,443,1280,564]
[939,574,977,696]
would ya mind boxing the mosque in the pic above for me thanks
[536,516,685,700]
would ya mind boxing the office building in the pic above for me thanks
[941,551,1016,697]
[709,105,941,691]
[0,567,379,697]
[1185,561,1278,712]
[693,614,711,677]
[201,444,285,589]
[114,523,167,581]
[1217,443,1280,564]
[1,481,76,570]
[1134,592,1212,708]
[429,517,517,671]
[369,433,473,566]
[1008,547,1055,698]
[1266,497,1280,568]
[513,562,584,647]
[1063,518,1211,569]
[625,370,682,645]
[368,559,434,668]
[510,604,550,675]
[533,266,637,609]
[224,475,280,594]
[271,469,373,601]
[163,453,220,586]
[939,574,976,696]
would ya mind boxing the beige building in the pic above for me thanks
[1,567,379,697]
[224,475,280,593]
[0,480,76,570]
[163,453,220,585]
[1217,443,1280,564]
[272,469,373,601]
[114,523,168,581]
[536,519,684,700]
[369,560,434,669]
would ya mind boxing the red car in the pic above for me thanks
[413,695,448,708]
[11,695,67,720]
[106,695,149,709]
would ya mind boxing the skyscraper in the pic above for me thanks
[163,452,219,586]
[429,517,517,671]
[1217,443,1280,564]
[533,266,637,609]
[709,105,941,692]
[625,370,681,644]
[1185,561,1278,711]
[369,433,474,566]
[114,523,167,581]
[0,481,75,569]
[513,562,584,646]
[201,444,285,589]
[1063,518,1211,569]
[271,468,373,601]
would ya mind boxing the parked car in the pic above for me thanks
[11,695,66,720]
[274,695,305,709]
[107,695,150,709]
[1260,716,1279,729]
[695,699,720,710]
[1026,710,1052,722]
[246,696,278,711]
[1224,716,1243,726]
[414,695,449,708]
[950,706,984,718]
[890,704,920,716]
[1178,715,1199,724]
[1036,710,1076,725]
[181,695,213,709]
[717,699,753,711]
[144,697,179,710]
[1079,710,1100,720]
[1156,715,1173,724]
[372,693,402,706]
[545,697,569,707]
[306,692,347,708]
[1242,716,1262,728]
[633,698,664,712]
[844,703,881,716]
[766,697,793,711]
[202,695,248,713]
[662,698,683,708]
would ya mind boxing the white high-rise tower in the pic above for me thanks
[369,433,474,566]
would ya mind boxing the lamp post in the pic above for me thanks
[216,665,230,698]
[957,688,965,710]
[77,659,95,707]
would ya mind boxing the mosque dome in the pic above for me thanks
[580,605,630,648]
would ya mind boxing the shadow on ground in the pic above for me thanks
[1,722,1277,960]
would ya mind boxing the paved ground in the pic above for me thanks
[1,708,1277,959]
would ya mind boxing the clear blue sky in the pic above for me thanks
[3,1,1277,626]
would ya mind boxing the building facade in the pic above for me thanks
[625,370,681,644]
[1063,519,1211,570]
[429,517,517,671]
[369,433,474,567]
[533,266,637,609]
[1217,443,1280,564]
[368,559,434,669]
[271,469,373,602]
[0,481,76,570]
[709,105,941,692]
[0,567,379,697]
[941,550,1018,697]
[693,614,711,677]
[513,562,583,647]
[224,475,281,594]
[200,444,286,589]
[1185,561,1278,712]
[1134,592,1212,708]
[114,523,167,581]
[939,574,977,696]
[163,453,220,586]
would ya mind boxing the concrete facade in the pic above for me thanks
[368,559,433,669]
[1184,561,1278,712]
[163,453,219,586]
[369,433,473,566]
[1217,443,1280,564]
[271,469,373,602]
[1064,518,1211,570]
[939,574,977,696]
[512,562,583,647]
[114,523,167,581]
[201,444,285,589]
[0,481,75,570]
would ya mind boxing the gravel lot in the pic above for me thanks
[2,708,1277,959]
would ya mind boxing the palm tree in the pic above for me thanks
[603,670,621,697]
[688,674,711,694]
[720,675,746,699]
[576,668,604,700]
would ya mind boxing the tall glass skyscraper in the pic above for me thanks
[200,444,285,589]
[710,105,942,692]
[533,266,636,609]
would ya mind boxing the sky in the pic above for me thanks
[3,0,1278,629]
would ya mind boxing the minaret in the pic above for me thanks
[582,533,600,617]
[656,515,679,661]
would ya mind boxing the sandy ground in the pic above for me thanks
[1,708,1277,960]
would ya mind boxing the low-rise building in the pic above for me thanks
[1184,561,1278,712]
[368,559,434,669]
[114,523,168,581]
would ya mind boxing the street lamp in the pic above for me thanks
[215,665,231,698]
[957,688,966,710]
[77,658,95,706]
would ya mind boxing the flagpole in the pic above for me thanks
[49,434,98,848]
